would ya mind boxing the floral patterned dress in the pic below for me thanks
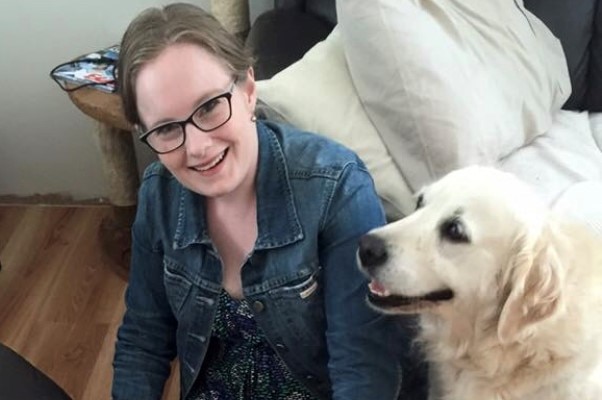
[187,290,318,400]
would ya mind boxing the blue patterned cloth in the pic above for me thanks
[187,291,318,400]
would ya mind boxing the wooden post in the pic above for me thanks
[211,0,250,40]
[66,88,139,280]
[95,123,139,207]
[94,123,139,280]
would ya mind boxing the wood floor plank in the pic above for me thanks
[0,206,27,254]
[0,207,77,348]
[80,317,123,400]
[0,205,179,399]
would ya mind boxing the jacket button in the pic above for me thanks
[252,300,265,313]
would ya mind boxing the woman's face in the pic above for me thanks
[135,42,258,199]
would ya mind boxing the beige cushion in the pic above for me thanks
[256,28,414,219]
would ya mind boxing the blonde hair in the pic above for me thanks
[118,2,254,125]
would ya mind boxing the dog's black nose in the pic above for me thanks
[358,234,388,270]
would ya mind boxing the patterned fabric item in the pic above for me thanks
[187,291,318,400]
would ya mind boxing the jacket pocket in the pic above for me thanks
[266,267,326,345]
[163,256,193,316]
[269,271,321,299]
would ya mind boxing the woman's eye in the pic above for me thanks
[440,218,470,243]
[197,98,220,115]
[154,123,180,137]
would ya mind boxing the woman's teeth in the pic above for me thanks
[195,150,226,171]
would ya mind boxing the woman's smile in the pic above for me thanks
[189,148,229,173]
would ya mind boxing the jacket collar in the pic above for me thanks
[172,121,303,250]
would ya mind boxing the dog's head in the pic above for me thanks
[358,166,565,343]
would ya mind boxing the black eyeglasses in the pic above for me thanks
[139,79,236,154]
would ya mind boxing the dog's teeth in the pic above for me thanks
[369,281,390,297]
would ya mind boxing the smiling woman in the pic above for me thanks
[110,3,424,400]
[132,43,258,199]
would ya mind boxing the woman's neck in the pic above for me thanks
[206,177,258,299]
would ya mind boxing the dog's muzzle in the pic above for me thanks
[358,233,455,314]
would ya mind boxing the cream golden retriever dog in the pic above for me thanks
[357,166,602,400]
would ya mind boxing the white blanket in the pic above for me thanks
[501,111,602,235]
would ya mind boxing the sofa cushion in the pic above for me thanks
[256,28,415,219]
[337,0,571,191]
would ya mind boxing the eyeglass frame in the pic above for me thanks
[137,79,237,154]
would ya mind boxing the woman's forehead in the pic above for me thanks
[135,43,232,124]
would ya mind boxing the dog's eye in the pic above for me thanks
[416,194,424,210]
[440,217,470,243]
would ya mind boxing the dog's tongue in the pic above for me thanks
[369,280,391,297]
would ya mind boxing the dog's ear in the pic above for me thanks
[497,226,564,344]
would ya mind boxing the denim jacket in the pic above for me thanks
[112,121,420,400]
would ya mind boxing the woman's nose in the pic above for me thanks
[183,123,213,157]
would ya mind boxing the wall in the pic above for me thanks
[0,0,212,201]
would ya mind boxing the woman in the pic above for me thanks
[111,3,421,400]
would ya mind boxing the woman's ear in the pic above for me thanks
[497,226,564,344]
[134,123,145,135]
[242,67,257,113]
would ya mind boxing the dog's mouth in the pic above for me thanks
[367,281,454,314]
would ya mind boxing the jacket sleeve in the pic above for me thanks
[319,162,421,400]
[111,192,178,400]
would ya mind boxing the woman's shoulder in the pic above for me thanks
[141,161,172,181]
[259,120,365,173]
[138,161,181,203]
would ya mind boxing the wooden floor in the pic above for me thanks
[0,205,179,400]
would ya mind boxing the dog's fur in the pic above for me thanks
[358,166,602,400]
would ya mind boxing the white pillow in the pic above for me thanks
[256,28,415,219]
[337,0,571,191]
